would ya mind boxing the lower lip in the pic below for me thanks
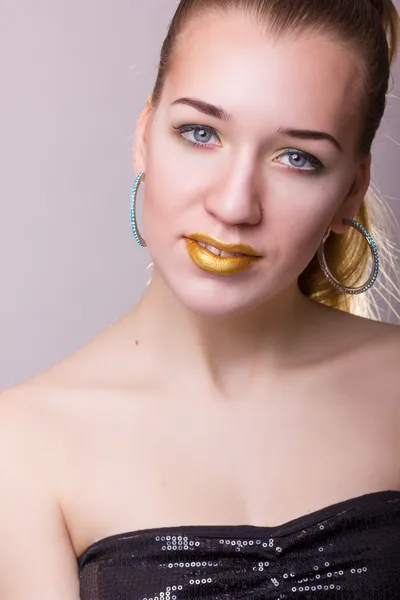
[185,239,260,275]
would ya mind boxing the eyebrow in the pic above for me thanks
[171,97,343,152]
[171,97,233,121]
[277,127,343,152]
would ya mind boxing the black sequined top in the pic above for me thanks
[78,490,400,599]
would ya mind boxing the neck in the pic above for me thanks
[131,267,315,396]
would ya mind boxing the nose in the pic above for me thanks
[203,161,263,227]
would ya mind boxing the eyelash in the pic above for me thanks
[172,124,325,173]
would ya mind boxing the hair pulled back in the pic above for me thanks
[151,0,400,318]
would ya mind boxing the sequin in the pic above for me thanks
[79,491,400,599]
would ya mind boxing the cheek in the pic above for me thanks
[141,143,181,234]
[264,177,344,264]
[141,134,208,238]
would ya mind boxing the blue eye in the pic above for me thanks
[173,126,325,173]
[173,125,221,147]
[277,149,324,172]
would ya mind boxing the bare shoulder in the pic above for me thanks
[306,301,400,397]
[313,300,400,351]
[0,368,103,471]
[338,309,400,369]
[0,375,71,446]
[335,311,400,404]
[353,313,400,358]
[0,384,80,598]
[0,382,49,460]
[0,310,150,445]
[0,378,77,511]
[370,319,400,379]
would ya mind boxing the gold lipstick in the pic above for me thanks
[185,233,261,275]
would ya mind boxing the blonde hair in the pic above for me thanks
[151,0,400,320]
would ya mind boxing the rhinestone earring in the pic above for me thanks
[130,171,146,247]
[317,218,379,295]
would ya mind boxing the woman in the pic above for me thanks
[1,0,400,598]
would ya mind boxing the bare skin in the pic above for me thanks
[1,11,399,600]
[1,287,399,599]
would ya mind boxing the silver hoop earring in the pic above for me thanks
[130,171,146,247]
[317,218,380,295]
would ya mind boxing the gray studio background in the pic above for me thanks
[1,1,400,390]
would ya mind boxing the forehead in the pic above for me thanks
[164,12,361,142]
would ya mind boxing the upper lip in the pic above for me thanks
[186,233,261,257]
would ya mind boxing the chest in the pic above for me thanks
[63,385,400,557]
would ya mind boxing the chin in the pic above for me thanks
[169,277,266,319]
[150,249,278,318]
[180,296,252,319]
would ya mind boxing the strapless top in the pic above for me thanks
[78,490,400,599]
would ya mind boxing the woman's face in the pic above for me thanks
[134,12,370,317]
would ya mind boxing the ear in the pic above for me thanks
[330,154,371,234]
[133,95,153,179]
